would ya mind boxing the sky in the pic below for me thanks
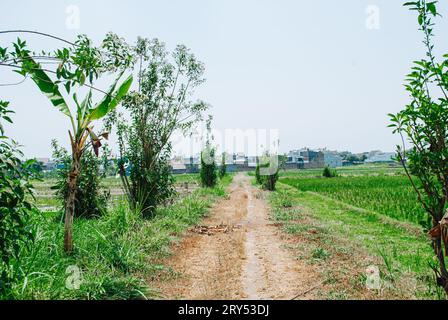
[1,0,448,158]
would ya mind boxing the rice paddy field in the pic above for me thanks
[32,174,201,212]
[280,165,430,228]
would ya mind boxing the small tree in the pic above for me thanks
[389,0,448,294]
[219,152,227,179]
[2,33,133,253]
[200,116,217,188]
[257,152,279,191]
[109,38,209,216]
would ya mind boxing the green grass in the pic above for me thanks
[32,174,205,210]
[269,184,443,299]
[280,169,429,227]
[4,175,232,300]
[280,164,404,179]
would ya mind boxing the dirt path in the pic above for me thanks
[150,173,319,300]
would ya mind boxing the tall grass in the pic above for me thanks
[2,175,232,300]
[281,174,429,227]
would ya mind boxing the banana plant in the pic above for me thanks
[19,53,132,253]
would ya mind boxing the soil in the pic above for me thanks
[149,173,321,300]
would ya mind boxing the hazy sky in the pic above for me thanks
[1,0,448,157]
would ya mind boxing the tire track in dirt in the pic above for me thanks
[149,173,319,300]
[240,175,318,300]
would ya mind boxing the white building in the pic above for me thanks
[365,152,395,163]
[323,152,343,168]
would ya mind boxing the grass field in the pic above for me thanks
[280,165,430,228]
[263,165,443,299]
[268,185,441,299]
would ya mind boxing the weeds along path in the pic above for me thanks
[150,173,319,300]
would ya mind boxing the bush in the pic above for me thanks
[255,162,262,184]
[200,146,217,188]
[323,166,337,178]
[256,153,279,191]
[219,153,227,179]
[0,100,36,298]
[128,148,176,218]
[51,140,110,218]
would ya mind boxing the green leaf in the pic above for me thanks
[427,2,437,16]
[89,73,133,121]
[22,53,71,118]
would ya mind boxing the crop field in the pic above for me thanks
[280,165,429,228]
[32,174,202,212]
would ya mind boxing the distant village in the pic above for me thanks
[34,149,397,175]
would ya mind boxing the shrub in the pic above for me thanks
[200,116,217,188]
[200,146,217,188]
[219,152,227,179]
[51,140,110,218]
[0,100,36,298]
[257,153,279,191]
[255,162,262,184]
[323,166,337,178]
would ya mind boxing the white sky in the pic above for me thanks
[1,0,447,158]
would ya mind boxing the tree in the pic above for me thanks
[108,38,209,216]
[200,116,217,188]
[219,152,227,179]
[1,33,133,253]
[257,152,279,191]
[389,0,448,294]
[0,100,36,297]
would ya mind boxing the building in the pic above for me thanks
[365,152,396,164]
[36,158,56,171]
[323,152,343,168]
[285,150,305,169]
[170,162,187,174]
[183,156,200,173]
[284,149,325,169]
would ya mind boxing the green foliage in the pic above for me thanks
[0,100,36,297]
[200,147,217,188]
[51,140,110,218]
[4,33,133,253]
[219,153,227,179]
[256,153,279,191]
[0,178,229,299]
[200,117,217,188]
[323,166,338,178]
[255,162,262,184]
[390,0,448,292]
[109,38,209,216]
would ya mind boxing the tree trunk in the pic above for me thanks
[64,156,80,254]
[430,209,448,294]
[433,239,448,294]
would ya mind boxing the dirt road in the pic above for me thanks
[150,173,319,300]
